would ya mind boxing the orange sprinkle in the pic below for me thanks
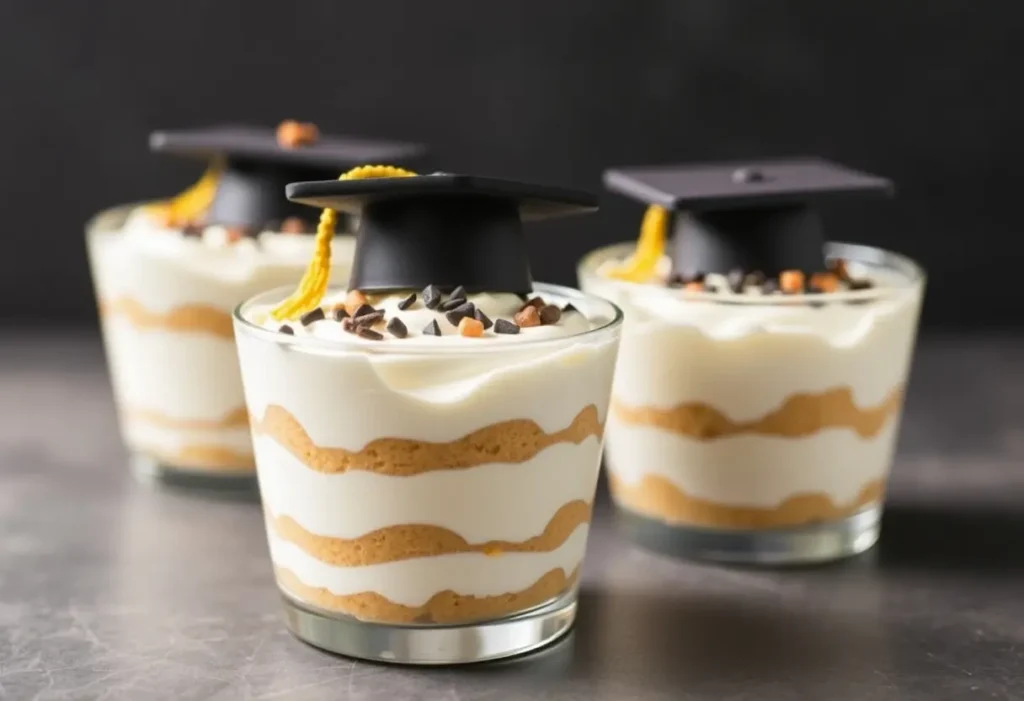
[458,317,484,337]
[810,272,839,293]
[780,270,805,294]
[276,120,319,148]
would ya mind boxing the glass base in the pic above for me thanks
[280,588,578,665]
[614,504,882,565]
[131,454,259,498]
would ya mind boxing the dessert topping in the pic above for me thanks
[445,302,476,327]
[779,270,805,294]
[386,317,408,339]
[539,304,562,325]
[353,309,385,327]
[514,306,541,328]
[423,319,442,336]
[300,307,325,326]
[494,319,521,335]
[279,324,295,335]
[458,317,484,337]
[474,308,494,330]
[356,327,384,341]
[345,290,368,315]
[397,293,417,311]
[332,307,349,321]
[276,120,320,148]
[422,284,442,310]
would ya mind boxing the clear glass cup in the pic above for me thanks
[233,283,622,664]
[579,242,925,565]
[86,204,354,491]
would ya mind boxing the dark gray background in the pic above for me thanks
[0,0,1018,328]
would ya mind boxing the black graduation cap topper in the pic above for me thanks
[285,174,599,294]
[150,124,426,231]
[604,158,894,278]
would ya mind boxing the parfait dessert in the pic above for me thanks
[233,168,622,663]
[579,158,924,564]
[87,123,423,486]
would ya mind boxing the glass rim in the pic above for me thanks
[233,282,625,356]
[577,240,926,305]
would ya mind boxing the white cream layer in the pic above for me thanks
[584,274,922,421]
[255,434,602,541]
[236,327,619,450]
[268,523,590,607]
[101,322,244,422]
[123,419,254,457]
[604,421,900,508]
[92,211,354,313]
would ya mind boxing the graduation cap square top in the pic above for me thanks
[150,123,426,231]
[270,171,598,320]
[604,157,893,280]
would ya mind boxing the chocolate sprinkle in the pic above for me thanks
[423,285,442,310]
[494,318,520,335]
[386,317,408,339]
[449,285,467,302]
[341,318,356,333]
[300,307,325,326]
[474,308,493,330]
[279,324,295,335]
[727,268,745,293]
[423,319,442,336]
[849,279,874,291]
[333,307,349,321]
[352,304,375,319]
[445,302,476,327]
[539,304,562,325]
[521,297,545,311]
[397,293,417,311]
[357,327,384,341]
[439,297,467,312]
[354,310,385,327]
[561,302,578,314]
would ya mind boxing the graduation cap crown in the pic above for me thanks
[603,158,893,282]
[145,122,425,232]
[271,170,598,321]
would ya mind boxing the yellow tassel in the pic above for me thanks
[146,160,222,226]
[606,204,670,282]
[271,164,417,320]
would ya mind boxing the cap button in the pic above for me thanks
[731,167,768,184]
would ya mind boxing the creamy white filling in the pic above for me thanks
[268,523,590,606]
[604,421,900,507]
[255,434,602,541]
[236,328,619,449]
[90,208,354,312]
[101,321,245,421]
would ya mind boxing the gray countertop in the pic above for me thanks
[2,332,1023,700]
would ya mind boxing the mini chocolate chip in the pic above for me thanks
[423,319,442,336]
[761,279,779,294]
[562,302,578,314]
[449,285,467,302]
[354,310,385,327]
[333,307,349,321]
[539,304,562,325]
[397,293,417,311]
[386,317,408,338]
[727,268,745,293]
[744,271,766,288]
[666,272,685,288]
[423,285,442,310]
[494,318,520,335]
[279,324,295,335]
[182,224,204,237]
[474,308,493,330]
[439,297,467,312]
[357,327,383,341]
[352,303,375,318]
[300,307,325,326]
[445,302,476,327]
